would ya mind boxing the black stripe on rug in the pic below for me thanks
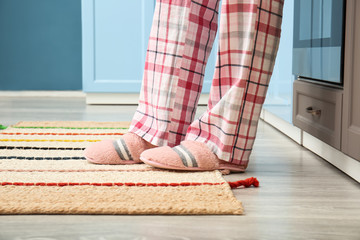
[0,146,85,150]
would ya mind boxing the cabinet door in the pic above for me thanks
[82,0,154,92]
[342,0,360,161]
[82,0,216,93]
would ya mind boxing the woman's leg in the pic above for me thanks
[128,0,220,148]
[185,0,284,168]
[85,0,220,164]
[140,0,284,171]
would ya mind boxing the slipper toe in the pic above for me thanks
[84,132,155,164]
[84,139,125,164]
[140,140,220,171]
[140,146,185,169]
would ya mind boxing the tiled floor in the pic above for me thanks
[0,96,359,240]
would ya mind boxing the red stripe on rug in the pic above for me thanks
[1,182,222,187]
[0,178,259,189]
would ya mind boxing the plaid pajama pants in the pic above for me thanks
[128,0,284,168]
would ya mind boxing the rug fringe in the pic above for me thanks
[227,177,259,189]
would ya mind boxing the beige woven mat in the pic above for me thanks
[0,121,244,215]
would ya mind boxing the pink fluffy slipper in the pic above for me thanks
[140,140,245,172]
[84,132,157,164]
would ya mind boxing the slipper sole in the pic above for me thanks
[140,156,245,172]
[140,156,210,171]
[85,154,140,165]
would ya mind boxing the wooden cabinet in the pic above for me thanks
[342,0,360,161]
[293,80,343,150]
[293,0,360,161]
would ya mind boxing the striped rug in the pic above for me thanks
[0,121,258,215]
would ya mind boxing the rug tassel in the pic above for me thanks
[227,177,259,189]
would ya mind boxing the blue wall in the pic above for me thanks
[0,0,82,90]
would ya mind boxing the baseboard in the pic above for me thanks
[302,131,360,183]
[0,91,85,97]
[260,108,360,183]
[0,91,208,104]
[261,108,302,144]
[86,93,209,105]
[86,93,139,105]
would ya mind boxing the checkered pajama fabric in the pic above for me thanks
[129,0,220,147]
[128,0,284,168]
